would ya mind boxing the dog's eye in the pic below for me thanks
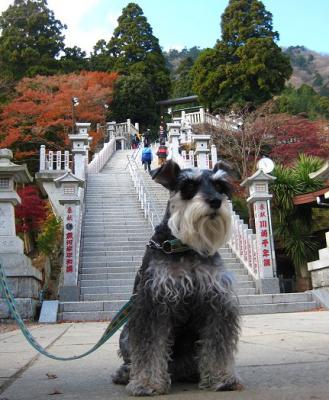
[212,180,227,193]
[180,179,199,199]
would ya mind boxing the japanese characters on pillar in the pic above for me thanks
[64,205,75,276]
[253,200,273,278]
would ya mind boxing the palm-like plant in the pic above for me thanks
[271,154,324,280]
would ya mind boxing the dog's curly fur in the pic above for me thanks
[112,160,241,396]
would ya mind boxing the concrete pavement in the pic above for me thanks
[1,311,329,400]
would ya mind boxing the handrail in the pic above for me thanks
[126,155,162,230]
[227,205,260,286]
[87,138,116,174]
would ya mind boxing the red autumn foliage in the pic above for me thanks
[0,71,118,167]
[269,114,328,165]
[15,186,47,235]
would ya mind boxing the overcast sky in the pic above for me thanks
[0,0,328,55]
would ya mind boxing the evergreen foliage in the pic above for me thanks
[171,57,195,98]
[191,0,292,110]
[0,0,66,80]
[275,84,329,119]
[104,2,170,127]
[271,155,325,278]
[110,73,158,129]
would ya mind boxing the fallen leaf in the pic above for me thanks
[48,390,62,395]
[46,373,58,380]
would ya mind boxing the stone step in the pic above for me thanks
[58,300,318,321]
[240,301,318,315]
[59,300,126,313]
[80,266,248,275]
[238,292,314,305]
[79,273,253,283]
[58,310,116,321]
[83,293,133,301]
[80,290,257,302]
[81,266,140,275]
[81,250,145,257]
[80,285,134,295]
[81,261,140,268]
[83,244,147,251]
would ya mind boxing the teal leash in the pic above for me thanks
[0,261,133,361]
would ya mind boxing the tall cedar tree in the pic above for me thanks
[105,3,170,129]
[0,0,66,80]
[0,71,118,173]
[191,0,292,110]
[171,57,195,98]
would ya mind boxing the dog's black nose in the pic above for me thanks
[208,198,222,209]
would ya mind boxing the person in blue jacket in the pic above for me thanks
[141,143,153,173]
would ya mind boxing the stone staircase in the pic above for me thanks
[58,149,318,321]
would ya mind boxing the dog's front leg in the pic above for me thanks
[126,309,172,396]
[198,300,241,391]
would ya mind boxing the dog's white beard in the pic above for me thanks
[168,194,232,256]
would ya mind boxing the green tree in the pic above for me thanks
[99,2,170,127]
[191,0,292,110]
[60,46,88,73]
[171,57,195,98]
[0,0,66,80]
[271,155,324,283]
[276,84,329,119]
[110,73,157,131]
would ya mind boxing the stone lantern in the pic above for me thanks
[54,171,84,301]
[167,122,181,158]
[0,149,42,319]
[193,134,211,169]
[68,122,92,181]
[241,169,280,294]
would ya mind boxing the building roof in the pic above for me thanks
[293,187,329,205]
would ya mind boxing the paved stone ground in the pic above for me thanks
[1,311,329,400]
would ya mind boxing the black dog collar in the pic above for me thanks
[148,239,190,254]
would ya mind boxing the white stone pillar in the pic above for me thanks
[39,145,46,171]
[54,171,84,301]
[211,144,218,167]
[200,107,205,123]
[241,170,279,294]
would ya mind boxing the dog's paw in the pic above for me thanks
[213,378,244,392]
[126,380,169,396]
[112,364,130,385]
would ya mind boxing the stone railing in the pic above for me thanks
[87,138,116,174]
[183,108,239,131]
[108,119,139,142]
[39,145,72,172]
[126,154,161,230]
[228,209,260,285]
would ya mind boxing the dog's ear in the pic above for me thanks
[151,160,181,191]
[213,160,237,178]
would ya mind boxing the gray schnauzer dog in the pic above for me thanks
[112,160,241,396]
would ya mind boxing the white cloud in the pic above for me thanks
[0,0,118,55]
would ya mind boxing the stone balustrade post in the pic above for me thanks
[54,171,84,301]
[200,107,205,123]
[211,144,218,167]
[0,149,42,319]
[39,145,46,171]
[241,169,279,294]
